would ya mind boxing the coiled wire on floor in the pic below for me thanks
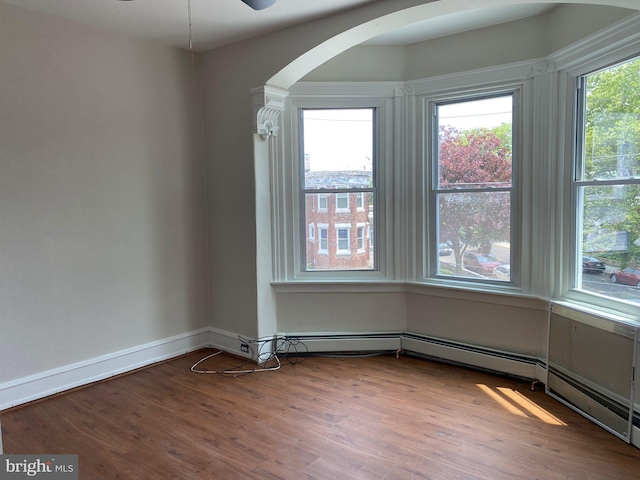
[190,335,308,377]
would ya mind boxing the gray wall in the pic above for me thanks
[303,4,634,82]
[0,4,208,383]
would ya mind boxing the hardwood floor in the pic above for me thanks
[2,349,640,479]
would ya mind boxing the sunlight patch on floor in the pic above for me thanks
[476,384,567,426]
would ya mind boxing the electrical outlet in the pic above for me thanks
[240,343,249,353]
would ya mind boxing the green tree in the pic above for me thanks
[582,56,640,267]
[438,125,512,274]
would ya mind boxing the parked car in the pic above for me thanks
[492,264,511,281]
[609,268,640,287]
[582,255,606,273]
[438,242,452,256]
[463,251,501,276]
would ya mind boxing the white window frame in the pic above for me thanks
[309,223,315,241]
[357,224,366,252]
[558,36,640,319]
[410,75,526,293]
[336,224,351,255]
[336,193,350,212]
[278,89,394,282]
[430,91,517,285]
[318,224,329,254]
[318,194,328,211]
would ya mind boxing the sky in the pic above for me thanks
[302,109,373,172]
[302,96,512,172]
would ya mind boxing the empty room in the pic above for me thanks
[1,1,640,478]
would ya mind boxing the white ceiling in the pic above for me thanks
[0,0,557,53]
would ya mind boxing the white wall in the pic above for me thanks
[0,4,208,386]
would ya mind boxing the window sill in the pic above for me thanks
[558,291,640,327]
[272,279,546,311]
[272,280,405,294]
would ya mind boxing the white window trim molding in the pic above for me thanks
[276,83,398,282]
[405,61,536,297]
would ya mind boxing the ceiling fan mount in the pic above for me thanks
[241,0,276,10]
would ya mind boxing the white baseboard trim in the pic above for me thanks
[209,327,253,358]
[0,327,212,411]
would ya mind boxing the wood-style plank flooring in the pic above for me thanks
[2,349,640,479]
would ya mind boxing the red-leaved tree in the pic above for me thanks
[438,126,512,273]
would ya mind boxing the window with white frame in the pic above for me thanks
[574,55,640,307]
[336,192,349,211]
[357,225,365,251]
[318,225,328,253]
[318,194,328,211]
[300,108,376,272]
[336,225,350,254]
[430,93,515,282]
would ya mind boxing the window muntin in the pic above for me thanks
[432,94,514,282]
[301,108,376,271]
[575,56,640,305]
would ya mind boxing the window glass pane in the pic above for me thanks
[577,56,640,306]
[437,96,512,190]
[304,193,373,271]
[319,228,328,251]
[357,226,365,249]
[580,184,640,303]
[302,109,373,190]
[301,107,376,272]
[337,228,349,251]
[582,58,640,181]
[336,193,349,210]
[437,191,511,281]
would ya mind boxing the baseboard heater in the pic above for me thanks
[278,332,542,382]
[547,303,638,443]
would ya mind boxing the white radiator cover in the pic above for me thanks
[547,302,638,444]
